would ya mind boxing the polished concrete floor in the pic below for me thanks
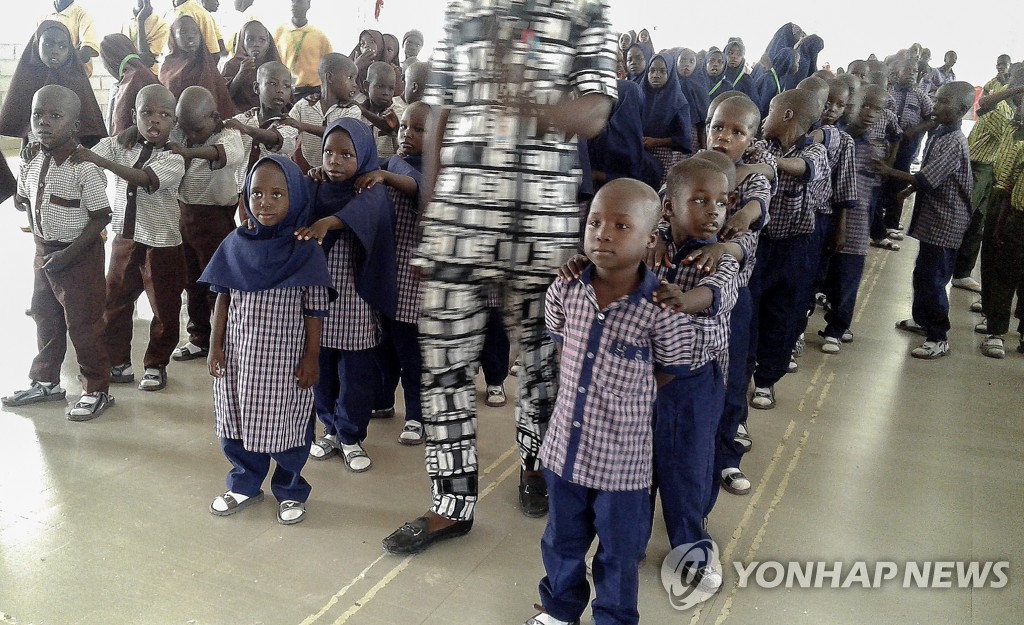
[1,160,1022,624]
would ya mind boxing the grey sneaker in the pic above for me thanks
[2,381,66,407]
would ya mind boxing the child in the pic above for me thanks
[389,60,429,127]
[302,118,396,471]
[676,49,709,152]
[0,21,106,148]
[356,102,430,444]
[359,61,400,160]
[39,0,100,76]
[99,34,161,137]
[383,33,405,96]
[625,43,650,84]
[401,29,423,70]
[880,82,976,359]
[275,0,332,100]
[122,0,170,74]
[72,84,186,392]
[350,29,386,94]
[716,38,756,100]
[756,45,798,120]
[983,54,1012,95]
[817,83,888,354]
[282,53,360,172]
[166,0,225,56]
[748,89,830,409]
[705,46,726,95]
[2,85,113,420]
[847,60,869,82]
[865,71,904,251]
[160,15,236,119]
[641,53,693,185]
[203,154,334,525]
[524,178,693,625]
[588,79,663,191]
[169,86,246,362]
[221,20,281,112]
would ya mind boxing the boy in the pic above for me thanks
[169,86,246,362]
[525,178,693,625]
[274,0,332,99]
[123,0,170,74]
[389,60,429,127]
[358,61,400,160]
[923,51,957,100]
[983,54,1012,95]
[748,89,830,409]
[2,85,113,420]
[401,29,423,70]
[72,84,186,391]
[880,82,976,359]
[282,53,360,172]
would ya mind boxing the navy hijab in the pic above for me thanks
[676,50,709,128]
[626,43,652,84]
[712,39,755,100]
[587,79,663,190]
[756,46,797,118]
[785,35,824,90]
[199,155,334,296]
[311,118,398,318]
[641,53,693,152]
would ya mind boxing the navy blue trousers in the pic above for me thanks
[798,212,837,335]
[749,233,815,388]
[823,253,866,339]
[717,287,752,473]
[912,242,957,342]
[372,319,423,423]
[314,347,376,445]
[221,430,313,502]
[652,362,724,547]
[869,184,888,241]
[539,469,651,625]
[880,136,923,231]
[480,307,510,387]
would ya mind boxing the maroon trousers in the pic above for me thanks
[30,237,110,393]
[180,203,236,349]
[103,236,186,369]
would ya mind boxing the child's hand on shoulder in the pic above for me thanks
[721,209,757,240]
[222,119,248,134]
[355,170,387,192]
[68,145,97,165]
[295,353,319,389]
[652,280,687,313]
[278,116,300,129]
[208,347,226,378]
[642,137,656,151]
[294,217,337,244]
[644,237,673,270]
[166,141,187,157]
[682,243,725,274]
[557,254,590,281]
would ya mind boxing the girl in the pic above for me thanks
[0,21,106,147]
[676,48,710,151]
[99,33,160,136]
[382,33,405,96]
[160,15,236,119]
[302,118,396,472]
[350,29,386,94]
[755,45,799,120]
[641,52,693,185]
[221,20,281,112]
[711,38,756,100]
[625,43,651,84]
[588,79,662,191]
[202,154,335,525]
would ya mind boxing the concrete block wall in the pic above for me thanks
[0,43,114,155]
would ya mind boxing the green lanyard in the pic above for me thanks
[290,29,310,62]
[770,68,781,95]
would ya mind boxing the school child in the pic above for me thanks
[0,21,106,148]
[122,0,170,74]
[358,102,430,443]
[169,86,246,362]
[787,34,824,90]
[350,29,386,94]
[816,84,889,354]
[275,0,332,100]
[382,34,403,83]
[923,51,957,100]
[221,20,281,112]
[748,89,830,409]
[166,0,225,56]
[302,118,396,471]
[401,29,423,70]
[983,54,1012,95]
[879,82,976,359]
[282,53,360,172]
[847,60,869,81]
[389,60,429,127]
[641,53,693,185]
[755,45,798,121]
[160,15,236,120]
[705,47,727,96]
[524,179,693,625]
[625,43,650,84]
[676,49,710,152]
[715,38,756,100]
[358,61,401,160]
[71,85,186,391]
[863,71,904,251]
[38,0,99,76]
[203,154,335,525]
[1,86,112,420]
[99,34,161,137]
[588,79,663,191]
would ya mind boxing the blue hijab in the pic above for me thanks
[641,53,693,152]
[785,34,824,90]
[712,40,756,100]
[311,118,398,318]
[676,50,710,127]
[756,46,796,118]
[626,43,652,84]
[588,79,663,189]
[199,155,335,297]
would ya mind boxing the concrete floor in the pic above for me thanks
[1,159,1022,624]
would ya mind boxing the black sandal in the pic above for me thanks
[138,367,167,391]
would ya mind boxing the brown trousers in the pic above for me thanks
[179,203,236,348]
[103,236,186,369]
[30,237,109,393]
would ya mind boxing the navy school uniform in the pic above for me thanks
[881,84,934,230]
[588,80,664,191]
[676,62,709,154]
[710,61,756,102]
[641,53,694,185]
[868,109,904,241]
[755,46,796,124]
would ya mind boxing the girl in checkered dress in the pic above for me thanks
[201,155,335,525]
[640,52,693,186]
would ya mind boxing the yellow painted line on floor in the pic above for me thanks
[301,444,521,625]
[853,250,892,324]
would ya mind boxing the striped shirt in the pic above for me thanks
[994,131,1024,211]
[540,265,693,492]
[231,108,299,190]
[815,125,858,216]
[17,144,110,243]
[909,123,973,248]
[763,138,830,239]
[288,97,362,170]
[968,100,1016,166]
[171,127,246,205]
[321,231,381,351]
[888,85,934,131]
[91,138,186,248]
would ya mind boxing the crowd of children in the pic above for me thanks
[0,5,1021,625]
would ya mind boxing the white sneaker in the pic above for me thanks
[841,330,854,343]
[509,359,522,377]
[981,336,1005,359]
[787,356,799,373]
[485,385,507,407]
[911,340,949,360]
[821,336,841,354]
[951,277,982,293]
[524,613,575,625]
[398,420,424,445]
[751,386,775,409]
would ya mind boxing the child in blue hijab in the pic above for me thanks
[625,42,651,84]
[641,52,693,184]
[202,154,335,526]
[676,48,710,151]
[756,45,799,120]
[588,79,663,191]
[712,38,756,100]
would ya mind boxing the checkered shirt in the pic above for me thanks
[815,125,858,216]
[887,85,934,131]
[321,230,381,351]
[171,127,246,205]
[844,132,885,256]
[540,265,694,491]
[357,112,399,161]
[18,146,109,243]
[995,135,1024,211]
[388,184,423,324]
[655,238,740,370]
[763,138,829,239]
[231,108,299,190]
[289,97,361,170]
[731,171,772,287]
[91,138,185,247]
[909,124,973,249]
[968,100,1016,166]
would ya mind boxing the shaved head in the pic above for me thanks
[136,84,176,111]
[34,84,80,119]
[595,178,663,231]
[177,86,216,125]
[774,89,824,130]
[257,60,291,82]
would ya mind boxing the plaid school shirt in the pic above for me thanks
[731,170,773,287]
[288,97,361,170]
[321,230,381,351]
[814,125,858,216]
[231,108,299,190]
[90,138,186,248]
[993,129,1024,211]
[763,138,830,239]
[387,182,422,325]
[170,126,245,205]
[888,85,934,132]
[540,265,694,492]
[909,123,973,249]
[17,143,110,243]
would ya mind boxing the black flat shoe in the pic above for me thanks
[519,473,548,518]
[382,516,473,555]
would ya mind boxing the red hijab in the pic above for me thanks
[101,34,161,136]
[221,20,282,112]
[160,15,236,120]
